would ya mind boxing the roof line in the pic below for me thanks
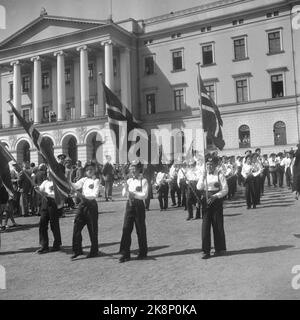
[0,14,107,48]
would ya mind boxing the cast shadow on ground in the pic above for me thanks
[0,223,39,233]
[124,244,295,261]
[293,234,300,239]
[223,245,294,257]
[223,213,243,217]
[0,241,121,256]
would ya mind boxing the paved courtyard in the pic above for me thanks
[0,185,300,300]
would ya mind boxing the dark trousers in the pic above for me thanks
[227,176,237,199]
[158,184,169,210]
[179,181,187,209]
[170,181,181,205]
[277,166,284,187]
[72,199,99,255]
[119,200,147,257]
[270,168,277,186]
[254,175,261,204]
[39,197,61,250]
[245,176,256,208]
[105,180,113,199]
[264,167,271,186]
[286,167,292,188]
[187,183,202,219]
[202,198,226,254]
[237,167,243,186]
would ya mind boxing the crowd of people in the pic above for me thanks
[1,145,300,261]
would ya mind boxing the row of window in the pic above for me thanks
[144,72,285,115]
[8,64,99,97]
[8,97,97,126]
[239,121,287,147]
[144,29,284,75]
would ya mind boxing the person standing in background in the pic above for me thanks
[102,155,115,202]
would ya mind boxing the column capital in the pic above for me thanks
[10,60,20,66]
[30,55,42,62]
[101,39,115,46]
[53,50,65,57]
[76,45,88,52]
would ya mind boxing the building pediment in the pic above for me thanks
[0,14,107,50]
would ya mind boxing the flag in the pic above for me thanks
[103,81,146,162]
[197,74,225,150]
[0,143,14,198]
[8,100,72,208]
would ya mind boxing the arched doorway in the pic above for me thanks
[239,125,251,148]
[62,135,78,164]
[86,132,104,163]
[16,140,30,164]
[274,121,287,145]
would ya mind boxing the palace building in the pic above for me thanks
[0,0,300,164]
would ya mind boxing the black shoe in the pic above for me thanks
[247,206,251,209]
[202,253,211,259]
[86,252,99,258]
[171,203,176,207]
[50,247,60,252]
[36,248,49,254]
[136,254,147,260]
[119,255,130,263]
[186,217,192,221]
[214,250,226,257]
[71,252,83,259]
[193,216,200,220]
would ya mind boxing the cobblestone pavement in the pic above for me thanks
[0,185,300,300]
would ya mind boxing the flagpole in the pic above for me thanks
[0,143,47,200]
[196,62,209,205]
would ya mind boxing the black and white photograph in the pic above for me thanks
[0,0,300,304]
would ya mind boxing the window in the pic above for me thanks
[113,58,117,77]
[42,72,50,89]
[65,68,71,84]
[89,98,95,117]
[234,38,246,60]
[202,44,214,65]
[239,125,251,148]
[22,76,30,93]
[268,30,282,54]
[9,82,13,100]
[42,106,49,123]
[9,114,14,127]
[146,93,156,114]
[271,74,284,98]
[66,102,75,120]
[204,83,215,101]
[22,109,30,122]
[274,121,287,145]
[88,64,94,79]
[174,89,184,111]
[236,79,248,103]
[145,55,155,75]
[172,50,183,71]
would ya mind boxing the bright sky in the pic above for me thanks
[0,0,213,41]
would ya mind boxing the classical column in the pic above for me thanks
[54,51,66,121]
[31,56,42,124]
[77,45,89,118]
[120,47,132,111]
[96,53,105,116]
[101,40,114,90]
[10,60,21,127]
